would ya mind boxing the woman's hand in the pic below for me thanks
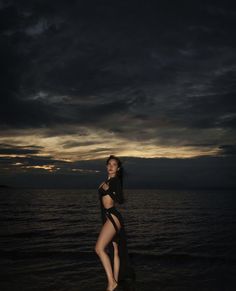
[98,181,105,188]
[102,182,109,191]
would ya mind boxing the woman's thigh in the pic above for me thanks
[110,213,121,232]
[96,218,117,250]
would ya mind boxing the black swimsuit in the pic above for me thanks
[98,176,136,285]
[98,176,124,242]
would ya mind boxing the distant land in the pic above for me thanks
[0,185,235,190]
[0,185,12,188]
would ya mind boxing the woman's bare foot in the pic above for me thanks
[106,279,118,291]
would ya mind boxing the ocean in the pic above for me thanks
[0,188,235,291]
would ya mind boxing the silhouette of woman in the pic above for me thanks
[95,155,135,291]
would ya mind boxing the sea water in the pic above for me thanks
[0,188,235,291]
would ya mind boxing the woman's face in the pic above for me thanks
[106,159,119,176]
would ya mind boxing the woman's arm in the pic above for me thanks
[102,177,123,203]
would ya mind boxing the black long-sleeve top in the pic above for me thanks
[98,176,124,204]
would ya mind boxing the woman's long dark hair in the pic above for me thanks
[106,155,126,202]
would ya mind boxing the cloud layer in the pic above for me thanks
[0,1,236,187]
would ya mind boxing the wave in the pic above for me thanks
[1,249,235,265]
[131,251,236,265]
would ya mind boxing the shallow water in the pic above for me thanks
[0,188,235,290]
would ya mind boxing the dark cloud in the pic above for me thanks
[1,1,235,129]
[0,143,43,155]
[0,1,236,187]
[218,144,236,156]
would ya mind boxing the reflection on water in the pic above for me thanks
[0,188,236,290]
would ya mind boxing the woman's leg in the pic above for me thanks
[109,213,121,282]
[95,219,118,289]
[112,241,120,282]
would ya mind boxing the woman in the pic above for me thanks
[95,155,135,291]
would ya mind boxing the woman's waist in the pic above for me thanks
[102,205,121,214]
[103,205,116,211]
[101,200,117,210]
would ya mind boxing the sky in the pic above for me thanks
[0,0,236,188]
